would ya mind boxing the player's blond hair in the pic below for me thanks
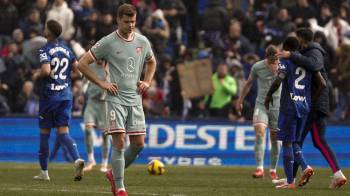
[265,45,278,62]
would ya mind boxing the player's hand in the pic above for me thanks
[137,81,151,95]
[99,81,118,96]
[277,50,291,58]
[264,95,273,110]
[235,101,243,116]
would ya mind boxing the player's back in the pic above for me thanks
[279,59,312,117]
[39,41,76,101]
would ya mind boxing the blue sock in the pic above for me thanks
[282,142,294,184]
[293,143,308,171]
[58,133,80,161]
[39,133,50,170]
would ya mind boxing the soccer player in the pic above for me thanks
[83,59,111,173]
[77,4,156,196]
[265,36,325,188]
[278,28,347,188]
[236,45,281,180]
[33,20,84,181]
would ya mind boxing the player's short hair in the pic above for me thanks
[265,45,278,62]
[283,36,299,51]
[117,4,136,18]
[296,28,313,43]
[46,20,62,38]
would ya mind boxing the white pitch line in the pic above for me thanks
[0,187,186,196]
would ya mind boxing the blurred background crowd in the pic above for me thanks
[1,0,350,122]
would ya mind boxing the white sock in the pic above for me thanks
[41,170,48,176]
[88,153,95,163]
[117,188,126,192]
[334,170,345,178]
[270,169,276,172]
[257,166,263,170]
[101,158,108,166]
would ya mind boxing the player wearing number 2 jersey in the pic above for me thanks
[33,20,84,181]
[265,36,325,188]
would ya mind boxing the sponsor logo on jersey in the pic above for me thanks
[290,93,306,102]
[40,53,48,62]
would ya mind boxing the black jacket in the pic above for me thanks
[290,42,330,114]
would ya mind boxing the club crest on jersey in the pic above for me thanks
[136,47,142,54]
[92,42,100,49]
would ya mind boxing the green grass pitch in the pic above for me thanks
[0,163,349,196]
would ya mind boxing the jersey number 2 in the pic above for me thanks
[50,57,69,80]
[294,67,306,89]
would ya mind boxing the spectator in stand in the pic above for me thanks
[159,0,186,57]
[225,20,255,61]
[12,29,24,51]
[205,62,237,118]
[314,31,336,76]
[47,0,75,41]
[333,44,350,120]
[289,0,317,25]
[0,0,18,37]
[340,3,350,23]
[74,0,94,30]
[317,3,332,27]
[33,0,48,25]
[80,9,98,48]
[72,79,83,117]
[324,12,350,50]
[95,12,116,41]
[266,8,295,44]
[199,0,229,49]
[15,80,39,115]
[19,9,43,39]
[142,9,170,59]
[93,0,125,15]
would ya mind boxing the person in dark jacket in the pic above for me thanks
[278,28,347,189]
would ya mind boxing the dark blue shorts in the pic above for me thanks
[39,100,72,129]
[277,112,307,142]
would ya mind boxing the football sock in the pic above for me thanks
[334,170,345,178]
[255,134,265,169]
[49,136,60,161]
[282,142,294,184]
[102,134,111,163]
[124,144,144,168]
[293,161,299,178]
[39,133,50,170]
[293,143,308,171]
[270,139,281,170]
[58,133,80,161]
[84,127,94,158]
[112,147,125,189]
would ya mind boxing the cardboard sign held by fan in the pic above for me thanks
[177,59,214,99]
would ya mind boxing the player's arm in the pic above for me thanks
[71,61,82,79]
[77,51,118,95]
[138,56,157,94]
[265,73,285,110]
[236,73,254,114]
[312,71,326,102]
[38,63,51,78]
[278,50,323,71]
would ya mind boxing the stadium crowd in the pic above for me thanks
[1,0,350,122]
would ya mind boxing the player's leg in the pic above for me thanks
[125,135,145,168]
[252,104,268,178]
[100,134,111,172]
[55,100,84,181]
[275,113,296,189]
[310,111,347,188]
[291,111,312,180]
[104,102,128,195]
[34,100,53,180]
[268,109,281,180]
[34,128,51,180]
[125,105,146,168]
[83,124,96,171]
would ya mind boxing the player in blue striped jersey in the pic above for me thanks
[265,37,326,188]
[33,20,84,181]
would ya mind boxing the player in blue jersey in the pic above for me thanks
[278,28,347,189]
[33,20,84,181]
[265,37,326,188]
